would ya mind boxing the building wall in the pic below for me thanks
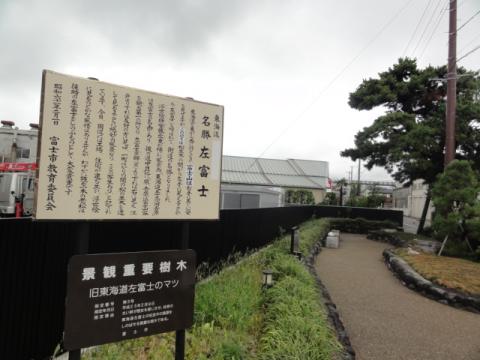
[409,180,434,222]
[221,184,283,209]
[221,184,326,209]
[392,187,409,209]
[0,126,38,163]
[392,179,434,223]
[312,189,325,204]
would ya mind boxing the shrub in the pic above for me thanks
[347,194,385,208]
[431,160,480,254]
[285,189,316,205]
[321,192,337,205]
[328,217,397,233]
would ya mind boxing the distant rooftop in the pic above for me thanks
[222,155,329,189]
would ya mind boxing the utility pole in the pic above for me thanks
[339,184,344,206]
[357,159,361,196]
[445,0,457,166]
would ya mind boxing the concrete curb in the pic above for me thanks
[305,237,356,360]
[383,249,480,314]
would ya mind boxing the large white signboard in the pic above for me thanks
[35,70,223,220]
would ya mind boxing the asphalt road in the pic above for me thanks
[315,234,480,360]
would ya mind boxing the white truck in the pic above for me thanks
[0,163,36,217]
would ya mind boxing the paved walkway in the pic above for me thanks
[315,234,480,360]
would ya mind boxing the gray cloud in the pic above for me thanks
[2,0,479,181]
[0,0,253,88]
[70,0,252,56]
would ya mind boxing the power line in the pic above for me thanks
[418,2,449,60]
[430,72,478,81]
[457,44,480,62]
[411,0,444,56]
[456,9,480,32]
[460,33,480,53]
[245,0,415,168]
[403,0,434,56]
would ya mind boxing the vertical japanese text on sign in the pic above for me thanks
[35,70,224,220]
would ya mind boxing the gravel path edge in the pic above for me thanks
[383,249,480,314]
[305,240,356,360]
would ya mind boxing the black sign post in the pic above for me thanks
[68,222,90,360]
[175,222,190,360]
[64,248,196,352]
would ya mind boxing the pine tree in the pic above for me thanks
[431,160,480,252]
[341,58,480,232]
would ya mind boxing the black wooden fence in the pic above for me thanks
[0,206,402,360]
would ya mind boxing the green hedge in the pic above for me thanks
[328,217,397,234]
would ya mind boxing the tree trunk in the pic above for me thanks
[417,193,431,234]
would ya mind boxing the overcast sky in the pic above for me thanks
[1,0,479,181]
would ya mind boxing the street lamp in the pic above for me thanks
[262,270,273,288]
[290,226,299,254]
[293,251,302,260]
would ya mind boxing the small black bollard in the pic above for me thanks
[290,226,299,254]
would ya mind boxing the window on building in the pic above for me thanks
[223,193,241,209]
[241,194,260,208]
[16,147,30,159]
[223,193,260,209]
[21,177,34,193]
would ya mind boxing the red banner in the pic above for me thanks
[0,162,37,172]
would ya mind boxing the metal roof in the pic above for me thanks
[222,156,262,173]
[222,171,271,185]
[222,155,328,189]
[265,174,318,188]
[289,159,328,177]
[307,176,328,188]
[258,158,297,175]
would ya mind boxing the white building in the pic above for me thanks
[392,179,434,224]
[221,155,329,209]
[0,126,330,210]
[0,121,38,163]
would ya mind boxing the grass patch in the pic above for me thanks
[258,255,340,360]
[85,252,263,360]
[256,218,342,360]
[395,249,480,296]
[84,218,341,359]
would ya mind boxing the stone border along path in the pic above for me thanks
[315,233,480,360]
[383,249,480,313]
